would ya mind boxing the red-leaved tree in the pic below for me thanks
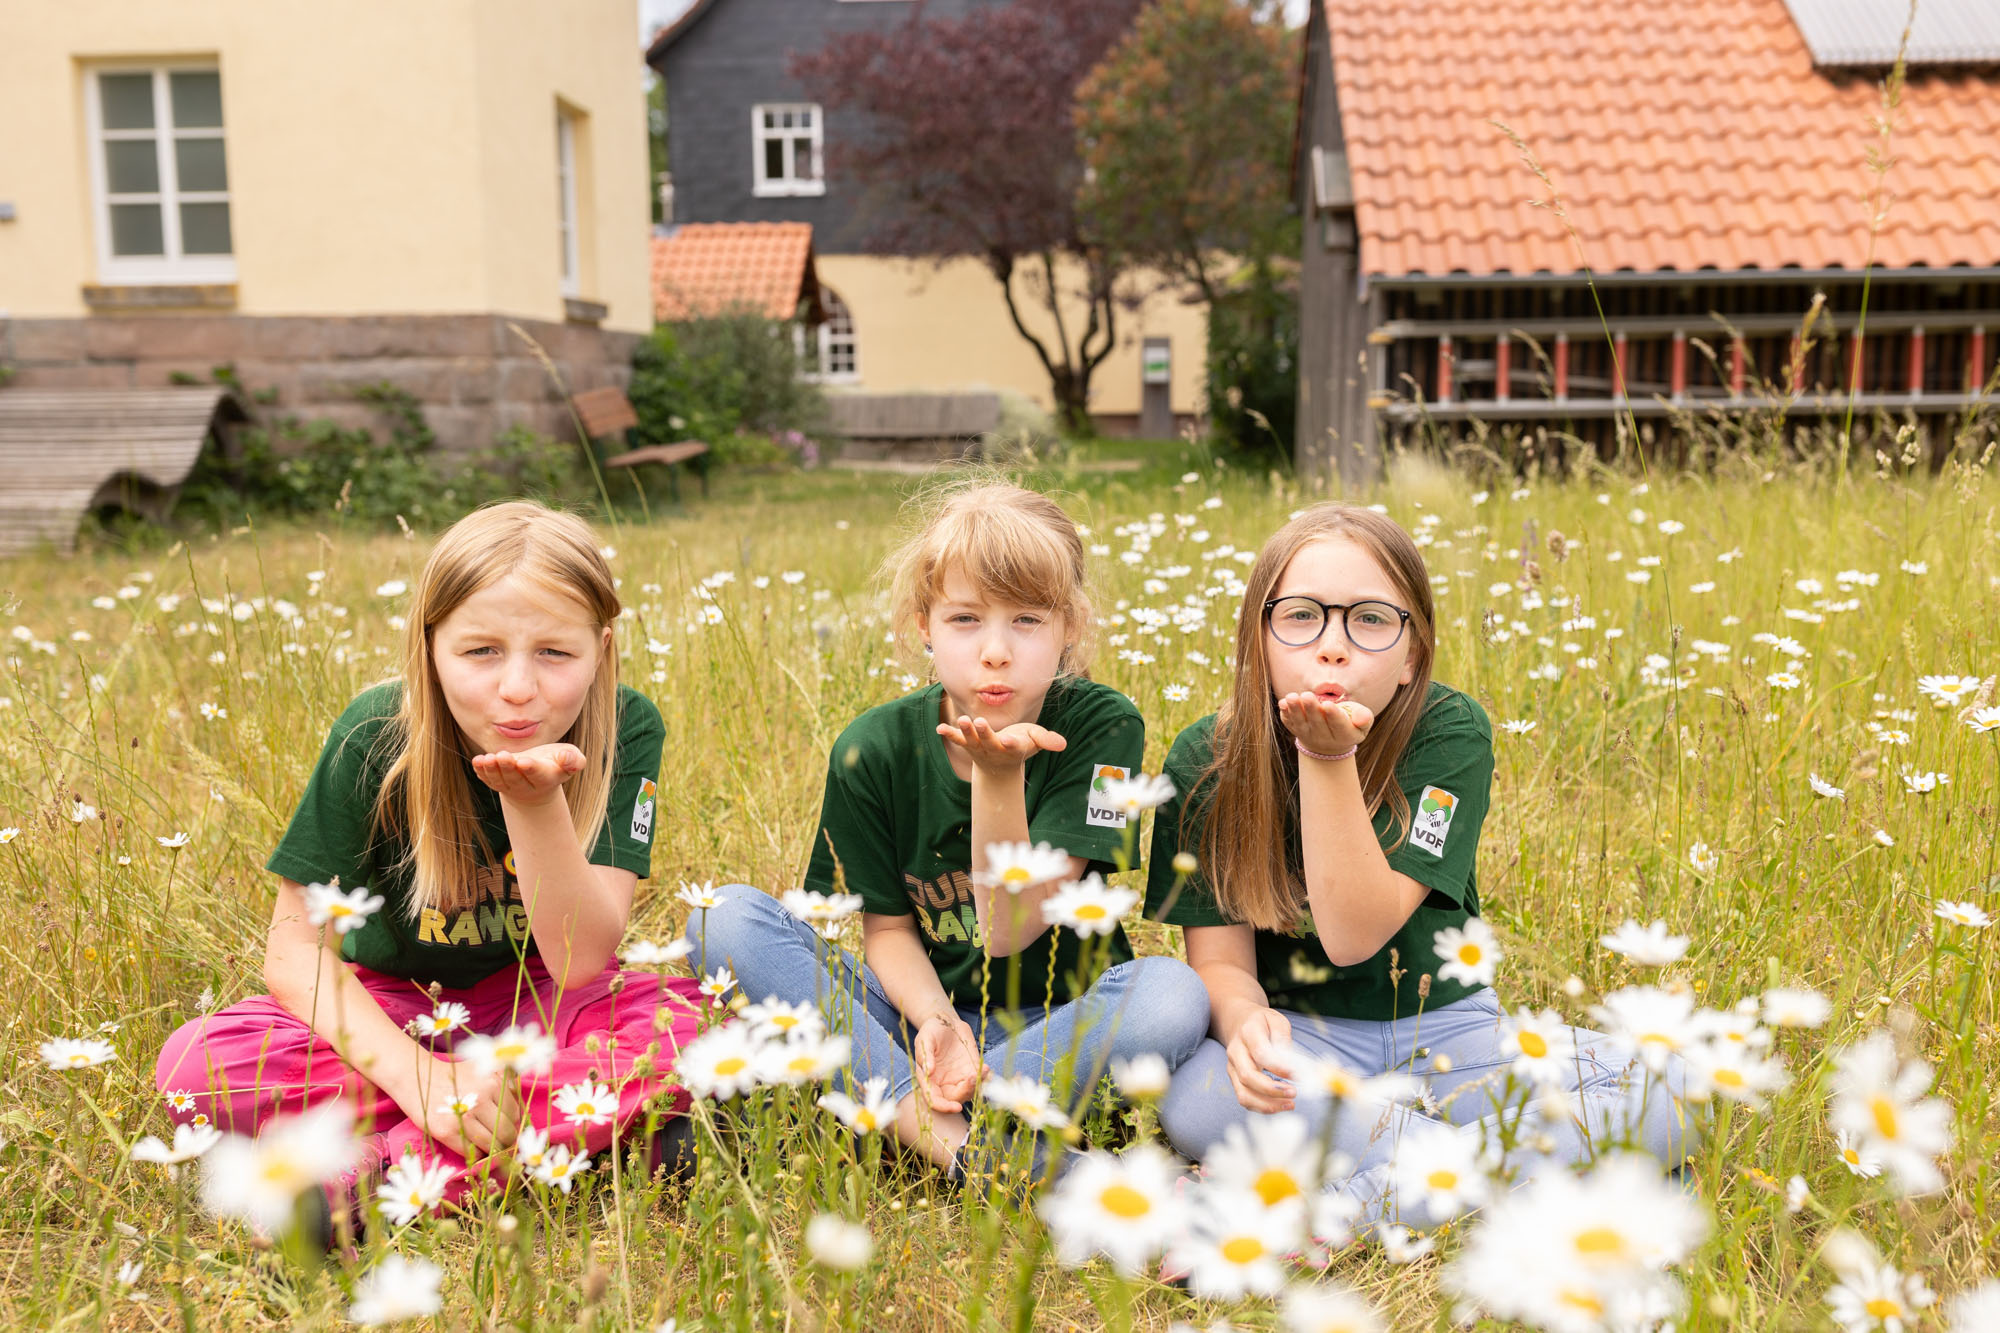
[792,0,1144,433]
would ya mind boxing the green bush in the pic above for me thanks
[178,380,587,530]
[627,310,829,463]
[1206,264,1297,466]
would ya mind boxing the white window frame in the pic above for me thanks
[557,109,581,298]
[751,103,825,198]
[84,64,235,284]
[795,286,859,384]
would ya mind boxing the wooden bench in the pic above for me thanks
[0,386,248,556]
[570,386,710,502]
[824,392,1001,462]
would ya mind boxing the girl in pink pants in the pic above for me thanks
[154,501,704,1225]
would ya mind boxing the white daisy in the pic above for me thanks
[456,1023,555,1078]
[1900,770,1949,794]
[1933,900,1992,928]
[532,1144,592,1193]
[1588,985,1700,1074]
[1944,1280,2000,1332]
[39,1037,116,1070]
[1500,1007,1577,1085]
[553,1079,618,1128]
[412,1001,473,1038]
[1966,705,2000,734]
[1599,918,1690,966]
[1828,1031,1954,1195]
[1391,1121,1490,1217]
[1687,841,1720,875]
[676,880,724,910]
[1110,1053,1170,1100]
[622,937,694,966]
[1809,773,1846,800]
[1835,1129,1883,1179]
[974,841,1073,893]
[130,1122,222,1167]
[201,1101,360,1235]
[1038,1143,1187,1276]
[1165,1187,1296,1300]
[803,1214,874,1271]
[1040,875,1139,937]
[1096,773,1177,815]
[1500,719,1537,735]
[979,1074,1070,1131]
[740,997,825,1044]
[302,882,386,935]
[1432,917,1501,986]
[1761,986,1831,1029]
[1826,1261,1934,1333]
[780,888,864,935]
[1202,1112,1322,1217]
[699,967,737,1004]
[1379,1224,1436,1264]
[756,1033,852,1087]
[348,1255,443,1326]
[817,1077,896,1135]
[375,1154,453,1226]
[673,1023,766,1101]
[1683,1040,1788,1109]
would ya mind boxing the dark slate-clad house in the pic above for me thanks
[646,0,995,250]
[644,0,1209,432]
[1296,0,2000,480]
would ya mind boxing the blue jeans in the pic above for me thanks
[684,883,1211,1112]
[1157,989,1697,1231]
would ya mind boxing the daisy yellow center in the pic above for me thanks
[576,1100,600,1114]
[786,1056,816,1074]
[1220,1237,1265,1265]
[1713,1068,1746,1088]
[1097,1184,1153,1220]
[855,1111,878,1130]
[1556,1288,1606,1315]
[66,1054,91,1066]
[1843,1148,1862,1164]
[496,1042,528,1062]
[1517,1031,1549,1058]
[1572,1227,1628,1258]
[1639,1032,1678,1050]
[1869,1096,1899,1140]
[1457,944,1482,964]
[1865,1299,1903,1319]
[328,903,354,917]
[1001,867,1033,886]
[773,1016,800,1031]
[260,1158,309,1191]
[1074,904,1108,920]
[1253,1169,1300,1206]
[714,1057,748,1076]
[1425,1169,1460,1191]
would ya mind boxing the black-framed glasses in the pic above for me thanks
[1262,596,1411,652]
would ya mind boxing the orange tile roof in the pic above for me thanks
[650,222,818,321]
[1325,0,2000,280]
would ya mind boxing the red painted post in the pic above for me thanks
[1729,336,1746,397]
[1907,326,1925,397]
[1554,332,1569,401]
[1613,331,1629,399]
[1437,335,1453,403]
[1670,329,1687,402]
[1494,334,1512,402]
[1848,329,1865,393]
[1970,326,1987,392]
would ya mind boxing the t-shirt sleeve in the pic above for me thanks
[1380,697,1494,908]
[1028,685,1147,874]
[589,688,666,877]
[1143,722,1229,926]
[804,727,908,915]
[266,688,394,892]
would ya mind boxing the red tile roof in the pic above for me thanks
[650,222,819,322]
[1324,0,2000,280]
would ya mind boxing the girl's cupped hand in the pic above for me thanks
[392,1055,523,1160]
[1277,693,1373,756]
[1225,1006,1299,1114]
[936,716,1067,773]
[471,743,585,805]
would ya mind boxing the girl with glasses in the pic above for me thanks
[1145,502,1692,1232]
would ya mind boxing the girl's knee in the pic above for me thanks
[1157,1040,1234,1158]
[1111,956,1211,1062]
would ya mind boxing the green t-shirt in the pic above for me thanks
[804,678,1145,1012]
[267,680,666,990]
[1144,682,1493,1022]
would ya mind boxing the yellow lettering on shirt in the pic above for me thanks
[476,901,509,944]
[935,909,968,945]
[417,908,449,944]
[447,910,483,946]
[506,904,529,942]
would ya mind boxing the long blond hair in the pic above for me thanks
[1190,504,1437,932]
[372,501,622,919]
[881,477,1097,679]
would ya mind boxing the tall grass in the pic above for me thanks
[1,434,1995,1328]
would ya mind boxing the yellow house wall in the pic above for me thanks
[814,254,1209,422]
[0,0,649,331]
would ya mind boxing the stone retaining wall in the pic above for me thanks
[0,313,642,453]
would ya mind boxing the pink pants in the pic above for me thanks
[155,957,704,1206]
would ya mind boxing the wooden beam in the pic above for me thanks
[1554,332,1569,401]
[1670,330,1687,402]
[1907,326,1925,396]
[1729,336,1746,396]
[1613,332,1630,400]
[1970,326,1987,391]
[1848,330,1866,393]
[1436,335,1454,403]
[1494,335,1511,402]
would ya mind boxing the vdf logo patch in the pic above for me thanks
[630,778,657,842]
[1086,764,1129,828]
[1410,785,1456,858]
